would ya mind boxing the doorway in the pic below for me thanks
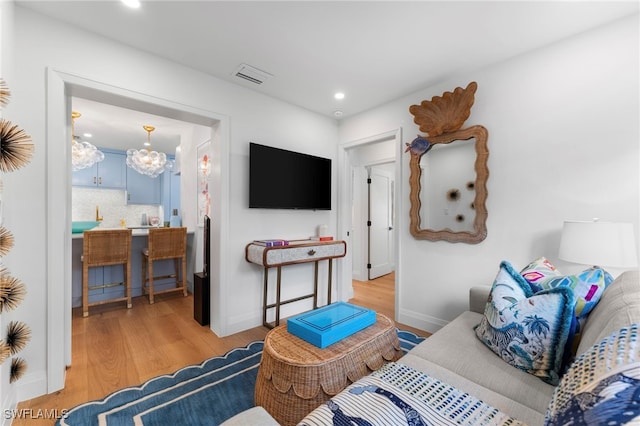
[45,69,230,393]
[367,163,395,280]
[337,129,401,315]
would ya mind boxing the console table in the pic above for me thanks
[245,239,347,328]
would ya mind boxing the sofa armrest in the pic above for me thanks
[469,286,491,314]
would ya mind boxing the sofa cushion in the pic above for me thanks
[577,270,640,355]
[545,323,640,425]
[405,310,555,419]
[400,353,546,426]
[300,362,525,426]
[475,261,575,385]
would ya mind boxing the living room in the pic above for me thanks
[0,0,638,420]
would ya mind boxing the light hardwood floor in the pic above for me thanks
[14,272,427,425]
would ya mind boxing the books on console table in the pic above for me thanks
[287,302,376,348]
[310,236,334,241]
[253,239,289,247]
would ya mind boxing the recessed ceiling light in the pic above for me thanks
[83,133,92,138]
[121,0,141,9]
[334,92,345,100]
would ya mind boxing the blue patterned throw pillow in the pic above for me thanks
[475,261,575,385]
[545,324,640,425]
[520,258,613,319]
[542,267,613,319]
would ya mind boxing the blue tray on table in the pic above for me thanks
[287,302,376,348]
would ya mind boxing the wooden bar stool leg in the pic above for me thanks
[82,263,89,317]
[141,254,147,297]
[181,255,187,297]
[173,258,180,288]
[148,259,155,304]
[125,261,132,309]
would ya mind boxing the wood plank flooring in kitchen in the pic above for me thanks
[13,272,428,425]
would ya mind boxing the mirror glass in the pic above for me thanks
[408,126,488,243]
[419,138,476,232]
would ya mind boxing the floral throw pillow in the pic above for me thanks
[545,324,640,425]
[475,261,575,385]
[520,257,562,292]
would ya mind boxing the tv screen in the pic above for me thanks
[249,142,331,210]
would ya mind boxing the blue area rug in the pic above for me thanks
[58,328,425,425]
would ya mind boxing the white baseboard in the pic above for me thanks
[224,311,262,337]
[397,307,449,334]
[15,370,48,404]
[1,386,17,426]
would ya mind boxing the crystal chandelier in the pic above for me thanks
[126,125,172,178]
[71,111,104,171]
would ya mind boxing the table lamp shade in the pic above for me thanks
[558,221,638,268]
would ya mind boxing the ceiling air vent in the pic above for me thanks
[233,63,273,85]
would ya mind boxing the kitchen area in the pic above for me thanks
[70,97,210,311]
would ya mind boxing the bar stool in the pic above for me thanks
[82,229,132,317]
[142,227,188,304]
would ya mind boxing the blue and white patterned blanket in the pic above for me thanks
[299,363,524,426]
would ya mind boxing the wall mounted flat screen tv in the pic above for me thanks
[249,142,331,210]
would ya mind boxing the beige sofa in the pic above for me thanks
[224,270,640,425]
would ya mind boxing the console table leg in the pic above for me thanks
[313,261,319,309]
[275,266,282,326]
[263,266,269,327]
[327,259,333,304]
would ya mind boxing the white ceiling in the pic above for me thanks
[71,97,199,154]
[17,1,639,152]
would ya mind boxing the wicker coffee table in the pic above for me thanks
[255,313,402,426]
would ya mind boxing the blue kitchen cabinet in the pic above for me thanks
[72,150,126,189]
[126,168,162,205]
[161,157,180,221]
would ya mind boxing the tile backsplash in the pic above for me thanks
[72,187,165,228]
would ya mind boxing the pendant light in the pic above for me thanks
[126,125,171,178]
[71,111,104,171]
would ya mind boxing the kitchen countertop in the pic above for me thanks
[71,227,194,239]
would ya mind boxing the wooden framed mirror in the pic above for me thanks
[407,82,489,243]
[408,126,488,243]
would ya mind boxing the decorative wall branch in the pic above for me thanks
[0,77,33,383]
[0,273,26,313]
[0,341,9,364]
[0,119,34,172]
[0,78,9,108]
[0,227,15,257]
[9,357,26,383]
[5,321,31,355]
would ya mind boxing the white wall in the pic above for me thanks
[4,5,338,403]
[339,14,640,332]
[0,0,15,418]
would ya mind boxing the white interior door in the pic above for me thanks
[368,166,394,279]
